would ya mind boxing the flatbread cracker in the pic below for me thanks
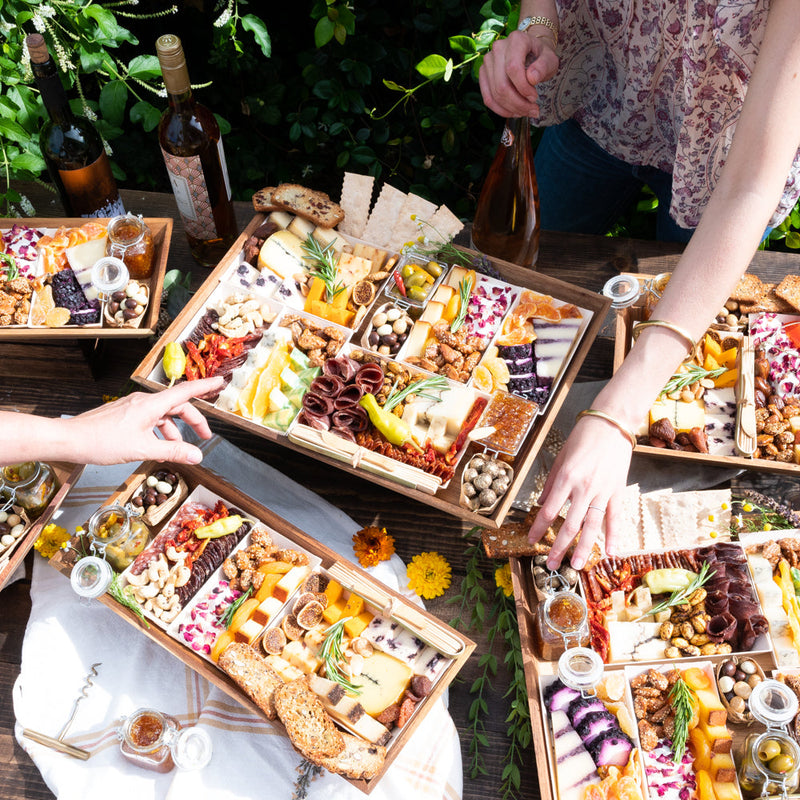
[640,489,671,551]
[659,492,700,551]
[387,193,438,252]
[361,183,407,247]
[730,273,764,304]
[775,274,800,312]
[338,172,374,239]
[616,483,642,553]
[428,204,465,241]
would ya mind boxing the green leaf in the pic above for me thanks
[786,231,800,249]
[213,114,232,136]
[126,55,162,80]
[334,23,347,45]
[78,43,107,73]
[99,81,127,127]
[11,152,46,172]
[0,119,29,145]
[449,35,477,54]
[336,151,350,168]
[338,7,356,34]
[83,7,135,46]
[382,80,407,93]
[242,15,272,59]
[416,54,448,79]
[130,100,162,132]
[315,17,335,48]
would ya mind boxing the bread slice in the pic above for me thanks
[252,186,280,213]
[217,642,283,719]
[729,273,764,303]
[274,677,344,760]
[775,274,800,312]
[272,183,344,228]
[312,731,386,780]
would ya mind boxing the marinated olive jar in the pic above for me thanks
[738,680,800,799]
[1,461,59,519]
[87,504,150,571]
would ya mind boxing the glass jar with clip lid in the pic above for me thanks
[534,570,590,661]
[1,461,59,520]
[738,679,800,799]
[86,503,150,572]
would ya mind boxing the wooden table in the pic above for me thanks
[2,184,799,800]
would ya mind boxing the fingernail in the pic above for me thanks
[187,450,202,464]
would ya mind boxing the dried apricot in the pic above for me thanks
[45,307,71,327]
[472,364,494,393]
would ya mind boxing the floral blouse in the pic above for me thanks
[537,0,800,228]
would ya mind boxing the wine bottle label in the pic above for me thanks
[161,148,226,239]
[58,152,125,218]
[217,138,232,201]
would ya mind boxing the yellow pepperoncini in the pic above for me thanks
[359,393,422,451]
[162,342,186,387]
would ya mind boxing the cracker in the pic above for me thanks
[361,183,407,247]
[730,273,764,303]
[775,274,800,312]
[428,204,465,241]
[658,492,699,551]
[640,489,671,551]
[481,510,560,558]
[338,172,375,239]
[758,284,795,314]
[387,192,438,252]
[616,483,642,553]
[252,186,279,213]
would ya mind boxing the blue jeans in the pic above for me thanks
[534,119,695,243]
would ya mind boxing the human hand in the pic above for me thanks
[479,30,559,118]
[528,416,633,570]
[65,377,224,466]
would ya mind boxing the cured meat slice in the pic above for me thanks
[354,362,385,394]
[332,406,369,434]
[297,410,330,431]
[309,374,344,398]
[324,356,359,382]
[302,393,335,417]
[334,384,365,409]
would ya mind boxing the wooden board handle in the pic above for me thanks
[736,335,757,456]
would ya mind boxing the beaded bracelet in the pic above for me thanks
[631,319,697,355]
[576,409,637,449]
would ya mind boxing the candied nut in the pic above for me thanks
[659,621,674,640]
[665,646,681,659]
[682,645,701,657]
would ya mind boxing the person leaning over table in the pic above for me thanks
[479,0,800,568]
[0,376,224,466]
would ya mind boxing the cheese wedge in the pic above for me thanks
[355,651,412,716]
[287,215,315,241]
[258,230,309,280]
[273,565,312,603]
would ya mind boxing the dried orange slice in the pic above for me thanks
[485,356,510,386]
[472,364,494,393]
[45,307,71,327]
[30,285,54,326]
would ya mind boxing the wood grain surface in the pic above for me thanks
[1,182,799,800]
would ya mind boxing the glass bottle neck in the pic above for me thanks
[166,88,196,114]
[32,63,72,124]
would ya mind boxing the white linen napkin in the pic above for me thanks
[14,431,463,800]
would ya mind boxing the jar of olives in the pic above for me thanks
[738,680,800,799]
[87,504,150,572]
[1,462,59,519]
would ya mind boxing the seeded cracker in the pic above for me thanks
[387,193,438,252]
[730,272,764,304]
[361,183,407,248]
[775,274,800,312]
[338,172,374,239]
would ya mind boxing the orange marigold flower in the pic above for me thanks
[352,525,395,568]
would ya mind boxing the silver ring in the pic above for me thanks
[586,505,605,513]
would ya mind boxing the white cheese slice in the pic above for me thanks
[258,230,309,280]
[287,215,315,241]
[66,235,108,272]
[268,210,293,229]
[355,651,412,717]
[607,621,665,662]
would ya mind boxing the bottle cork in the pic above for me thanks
[26,33,50,65]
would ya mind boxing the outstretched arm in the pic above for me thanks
[0,376,224,466]
[530,0,800,568]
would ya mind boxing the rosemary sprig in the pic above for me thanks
[661,363,726,396]
[0,252,18,281]
[384,375,450,412]
[108,571,150,629]
[450,275,473,334]
[218,585,254,629]
[648,562,715,617]
[320,616,362,694]
[301,234,345,304]
[669,677,695,762]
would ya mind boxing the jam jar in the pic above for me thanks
[534,572,590,661]
[106,213,155,279]
[87,504,150,571]
[1,461,59,519]
[738,680,800,799]
[118,708,212,773]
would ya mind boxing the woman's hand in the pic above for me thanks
[63,377,224,465]
[479,29,559,118]
[529,416,633,570]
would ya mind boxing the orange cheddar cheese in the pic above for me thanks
[344,610,373,639]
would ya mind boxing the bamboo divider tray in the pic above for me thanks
[49,461,475,793]
[131,213,611,528]
[0,462,84,591]
[613,284,800,475]
[0,216,172,339]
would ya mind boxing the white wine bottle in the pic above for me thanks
[156,34,238,267]
[27,34,125,218]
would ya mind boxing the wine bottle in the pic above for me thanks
[471,116,540,268]
[26,34,125,219]
[155,34,238,267]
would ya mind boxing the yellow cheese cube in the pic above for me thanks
[322,598,347,625]
[234,618,263,645]
[282,639,322,674]
[711,781,742,800]
[342,593,365,619]
[718,345,738,368]
[710,752,737,784]
[714,367,738,389]
[265,654,305,682]
[252,597,283,626]
[273,565,311,603]
[344,610,373,638]
[324,579,343,605]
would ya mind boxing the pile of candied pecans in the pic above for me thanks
[754,348,800,462]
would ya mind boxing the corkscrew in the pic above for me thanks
[23,662,101,760]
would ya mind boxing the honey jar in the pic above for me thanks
[534,572,590,661]
[106,213,155,279]
[1,461,59,519]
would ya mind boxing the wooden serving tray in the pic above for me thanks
[49,461,475,793]
[0,461,84,591]
[0,216,172,339]
[130,214,611,528]
[613,291,800,475]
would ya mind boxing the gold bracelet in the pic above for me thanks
[576,409,637,449]
[535,32,557,48]
[518,15,559,46]
[631,319,697,355]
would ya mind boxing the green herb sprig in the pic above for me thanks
[301,235,345,304]
[661,364,726,396]
[0,253,18,281]
[648,562,715,617]
[450,275,473,334]
[402,218,473,267]
[384,375,450,412]
[108,572,151,629]
[218,586,254,629]
[320,616,362,694]
[669,677,695,762]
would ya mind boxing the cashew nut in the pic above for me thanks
[161,582,175,599]
[161,607,180,624]
[138,582,159,599]
[144,597,155,611]
[125,570,148,587]
[155,593,173,610]
[173,565,192,588]
[150,605,164,619]
[165,546,186,564]
[133,587,147,604]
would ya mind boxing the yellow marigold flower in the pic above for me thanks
[33,523,70,559]
[102,394,119,403]
[407,551,451,599]
[495,563,513,597]
[352,525,395,569]
[743,502,754,512]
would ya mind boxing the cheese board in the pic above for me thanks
[131,212,610,527]
[49,461,475,792]
[0,216,172,339]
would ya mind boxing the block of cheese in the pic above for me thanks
[265,654,305,682]
[420,300,444,325]
[66,235,107,272]
[268,210,293,229]
[649,397,705,432]
[252,596,283,626]
[356,651,412,716]
[344,611,373,639]
[402,320,431,358]
[307,674,392,745]
[323,579,344,605]
[341,593,365,619]
[282,639,323,673]
[258,229,309,280]
[551,710,599,800]
[273,565,311,603]
[234,618,263,645]
[287,215,315,241]
[322,597,348,625]
[312,226,347,256]
[336,252,372,287]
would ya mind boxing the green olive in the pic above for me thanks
[424,261,443,277]
[758,740,783,762]
[769,753,795,774]
[407,285,428,302]
[401,264,416,279]
[406,271,428,288]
